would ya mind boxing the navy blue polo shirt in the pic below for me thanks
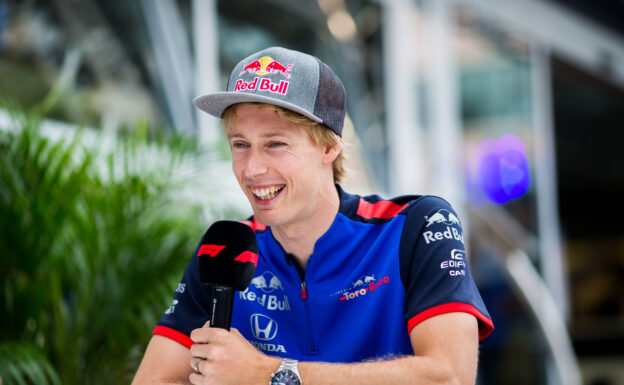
[154,186,493,362]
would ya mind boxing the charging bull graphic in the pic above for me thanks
[239,56,292,78]
[425,209,461,228]
[251,271,284,293]
[353,275,376,288]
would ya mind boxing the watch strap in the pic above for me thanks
[271,358,301,384]
[280,358,299,372]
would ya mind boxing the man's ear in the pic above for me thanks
[322,141,342,164]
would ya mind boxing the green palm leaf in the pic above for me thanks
[1,103,239,384]
[0,342,60,385]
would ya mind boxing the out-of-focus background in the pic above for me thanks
[1,0,623,384]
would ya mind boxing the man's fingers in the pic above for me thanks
[188,372,201,385]
[190,325,213,343]
[190,342,210,359]
[190,324,227,344]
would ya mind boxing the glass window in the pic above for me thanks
[551,57,624,359]
[454,7,548,385]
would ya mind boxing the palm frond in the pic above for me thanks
[1,102,242,384]
[0,342,60,385]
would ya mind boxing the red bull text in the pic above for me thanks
[234,77,289,95]
[422,226,464,245]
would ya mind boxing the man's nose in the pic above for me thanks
[244,148,269,178]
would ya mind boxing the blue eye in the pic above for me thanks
[268,142,285,148]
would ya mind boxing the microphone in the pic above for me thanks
[197,220,258,330]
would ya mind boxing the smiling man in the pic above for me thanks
[225,103,342,260]
[132,47,493,385]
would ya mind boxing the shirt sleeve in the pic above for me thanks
[399,196,494,341]
[153,243,211,348]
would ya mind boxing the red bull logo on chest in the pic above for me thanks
[235,56,292,96]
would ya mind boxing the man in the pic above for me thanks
[132,46,493,385]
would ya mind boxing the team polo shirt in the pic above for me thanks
[154,186,494,362]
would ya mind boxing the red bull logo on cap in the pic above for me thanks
[235,56,292,96]
[239,56,292,78]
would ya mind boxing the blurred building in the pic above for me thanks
[1,0,624,384]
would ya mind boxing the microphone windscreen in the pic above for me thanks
[197,220,258,291]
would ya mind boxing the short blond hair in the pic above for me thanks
[223,103,347,184]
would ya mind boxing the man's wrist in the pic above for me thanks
[270,358,302,385]
[265,356,283,383]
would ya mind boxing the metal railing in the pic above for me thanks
[469,205,582,385]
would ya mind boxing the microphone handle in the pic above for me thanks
[209,285,234,330]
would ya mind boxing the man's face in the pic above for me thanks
[227,104,334,229]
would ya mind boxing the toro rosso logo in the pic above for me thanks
[239,56,292,78]
[340,275,390,302]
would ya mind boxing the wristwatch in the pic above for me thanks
[270,358,302,385]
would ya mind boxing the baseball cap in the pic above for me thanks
[193,47,347,137]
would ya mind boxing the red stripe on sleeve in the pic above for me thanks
[356,199,408,219]
[153,325,194,348]
[407,302,494,341]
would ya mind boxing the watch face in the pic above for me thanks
[271,369,301,385]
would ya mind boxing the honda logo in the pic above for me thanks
[250,314,278,341]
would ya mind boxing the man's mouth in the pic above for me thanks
[250,185,285,201]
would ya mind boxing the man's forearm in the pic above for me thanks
[296,354,473,385]
[187,313,479,385]
[293,314,480,385]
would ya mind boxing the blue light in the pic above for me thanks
[476,135,530,205]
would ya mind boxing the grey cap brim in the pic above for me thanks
[193,92,323,123]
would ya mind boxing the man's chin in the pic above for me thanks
[249,209,280,228]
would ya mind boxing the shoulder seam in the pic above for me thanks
[355,198,410,220]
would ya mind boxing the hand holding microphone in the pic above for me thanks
[190,221,274,383]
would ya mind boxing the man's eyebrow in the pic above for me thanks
[227,132,290,139]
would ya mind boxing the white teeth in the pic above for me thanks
[251,185,284,200]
